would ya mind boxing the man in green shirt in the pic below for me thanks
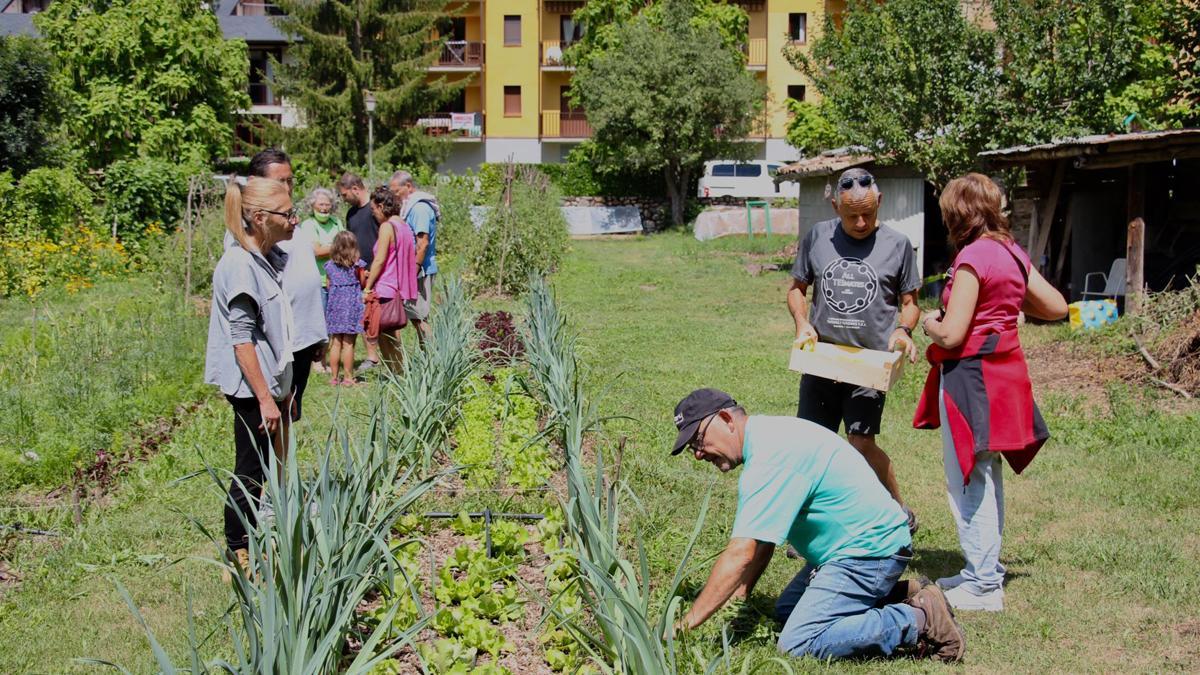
[671,388,965,662]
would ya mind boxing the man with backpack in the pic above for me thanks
[389,171,440,343]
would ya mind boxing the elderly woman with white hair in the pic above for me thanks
[297,187,344,371]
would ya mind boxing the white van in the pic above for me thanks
[697,160,797,198]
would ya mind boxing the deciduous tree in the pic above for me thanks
[0,37,63,176]
[571,0,765,226]
[36,0,249,168]
[787,0,1000,187]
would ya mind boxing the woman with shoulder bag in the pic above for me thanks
[204,176,299,577]
[915,173,1068,612]
[362,186,418,371]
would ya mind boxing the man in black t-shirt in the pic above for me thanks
[338,172,379,266]
[336,172,381,372]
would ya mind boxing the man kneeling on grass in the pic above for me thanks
[671,388,965,662]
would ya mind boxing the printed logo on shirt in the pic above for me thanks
[820,257,878,315]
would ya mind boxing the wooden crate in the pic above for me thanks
[787,341,906,392]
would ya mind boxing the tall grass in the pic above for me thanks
[522,276,710,674]
[0,280,207,489]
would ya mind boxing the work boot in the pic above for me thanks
[221,548,252,584]
[906,585,966,663]
[879,576,931,606]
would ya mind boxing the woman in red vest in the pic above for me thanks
[916,173,1067,612]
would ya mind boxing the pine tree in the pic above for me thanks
[271,0,464,172]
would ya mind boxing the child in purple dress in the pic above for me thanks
[323,231,367,385]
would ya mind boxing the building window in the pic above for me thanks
[787,85,806,102]
[19,0,51,12]
[504,15,521,46]
[248,48,282,106]
[560,16,584,45]
[788,13,807,43]
[504,86,521,116]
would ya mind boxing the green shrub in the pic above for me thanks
[102,158,191,240]
[147,203,228,298]
[432,176,477,262]
[3,166,98,239]
[468,166,568,296]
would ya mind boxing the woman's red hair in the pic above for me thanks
[940,173,1011,249]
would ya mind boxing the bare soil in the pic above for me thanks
[1024,339,1142,408]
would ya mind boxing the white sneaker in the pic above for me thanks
[936,574,965,590]
[944,584,1004,611]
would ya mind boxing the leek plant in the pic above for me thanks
[381,277,480,472]
[521,277,710,674]
[90,281,482,672]
[85,396,440,673]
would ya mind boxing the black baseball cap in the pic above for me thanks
[671,388,737,455]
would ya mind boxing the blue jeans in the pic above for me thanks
[775,552,920,659]
[939,381,1006,593]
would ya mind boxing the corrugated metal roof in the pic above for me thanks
[979,129,1200,164]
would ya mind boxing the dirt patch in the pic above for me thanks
[1024,339,1142,408]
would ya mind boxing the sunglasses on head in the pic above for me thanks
[839,174,875,191]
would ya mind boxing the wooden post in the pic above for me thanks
[30,304,37,371]
[1126,217,1145,316]
[1033,159,1067,271]
[183,177,196,305]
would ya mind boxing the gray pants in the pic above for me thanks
[939,382,1006,594]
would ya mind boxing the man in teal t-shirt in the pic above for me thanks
[670,388,965,663]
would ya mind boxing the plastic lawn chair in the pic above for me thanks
[1081,258,1127,301]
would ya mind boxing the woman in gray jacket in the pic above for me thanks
[204,176,298,571]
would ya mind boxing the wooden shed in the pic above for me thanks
[979,130,1200,306]
[775,149,941,280]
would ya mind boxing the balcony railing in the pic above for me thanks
[248,82,281,107]
[541,111,592,138]
[541,40,578,67]
[743,38,767,67]
[435,41,484,68]
[415,112,484,138]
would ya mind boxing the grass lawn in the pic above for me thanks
[1,232,1198,672]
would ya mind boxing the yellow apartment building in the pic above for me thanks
[420,0,830,172]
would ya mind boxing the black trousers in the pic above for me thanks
[291,342,322,421]
[225,395,272,551]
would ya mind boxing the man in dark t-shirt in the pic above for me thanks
[787,168,921,533]
[336,172,381,372]
[338,173,379,266]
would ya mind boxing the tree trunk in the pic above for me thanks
[664,166,686,228]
